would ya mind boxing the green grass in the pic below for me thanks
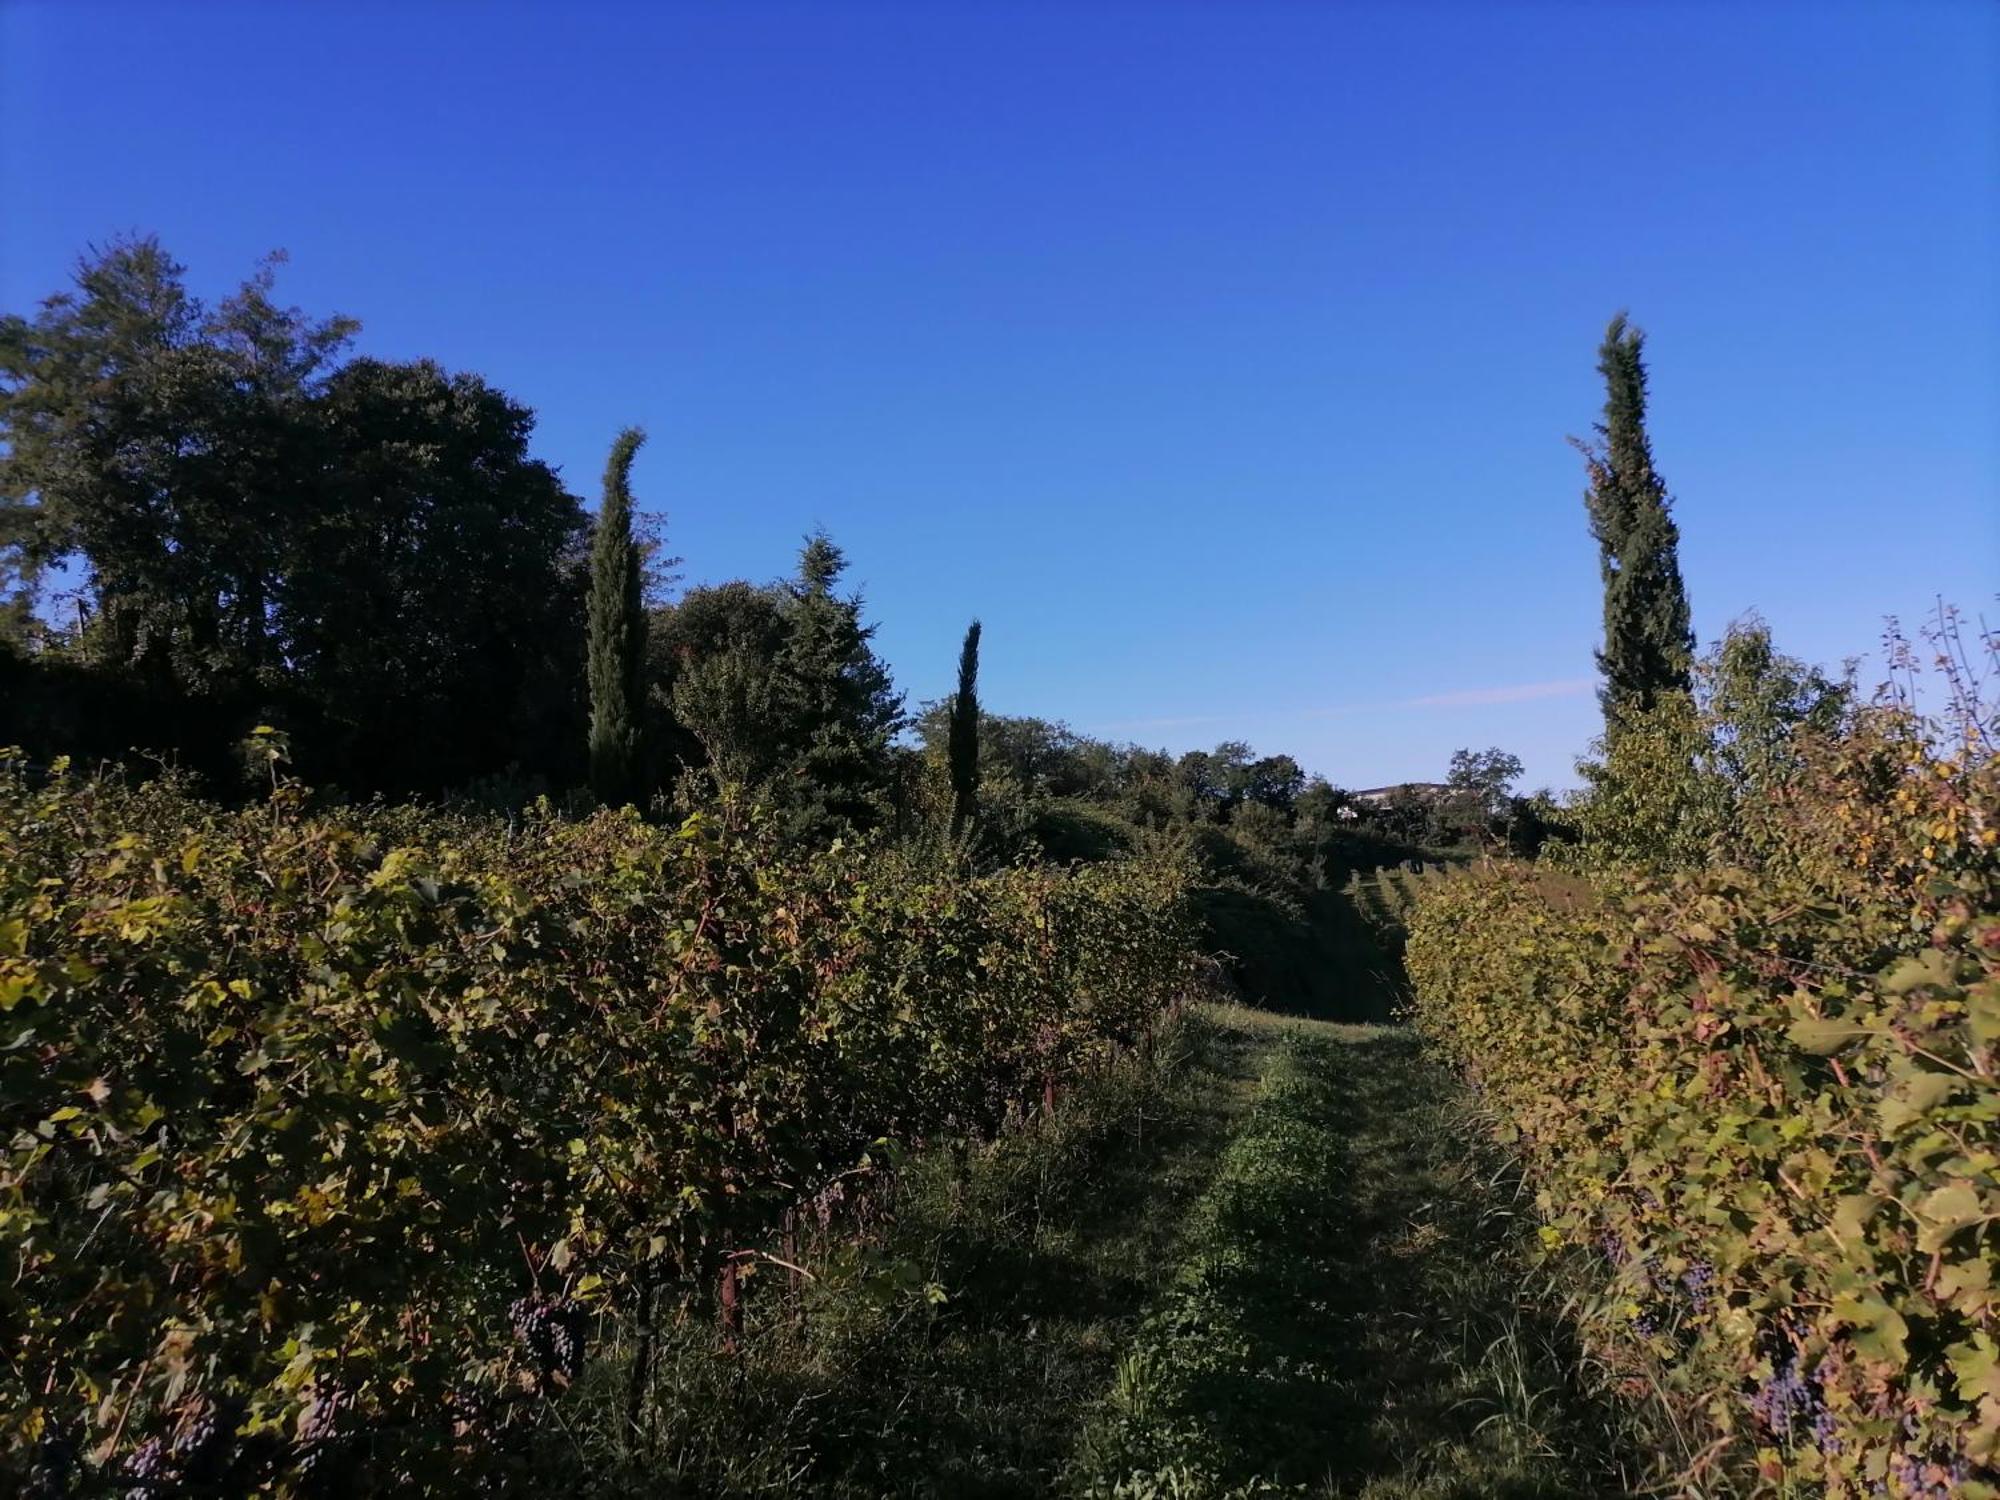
[540,1005,1664,1497]
[1074,1015,1658,1498]
[562,1007,1263,1496]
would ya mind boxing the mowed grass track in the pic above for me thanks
[1076,1010,1646,1497]
[586,1007,1648,1497]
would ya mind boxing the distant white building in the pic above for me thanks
[1349,781,1450,806]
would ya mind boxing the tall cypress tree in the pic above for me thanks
[1581,314,1694,729]
[948,619,982,839]
[587,427,648,806]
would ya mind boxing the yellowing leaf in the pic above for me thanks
[1786,1016,1872,1054]
[1917,1183,1988,1252]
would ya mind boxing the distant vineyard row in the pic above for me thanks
[0,758,1196,1493]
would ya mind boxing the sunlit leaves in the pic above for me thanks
[0,754,1194,1489]
[1407,712,1999,1493]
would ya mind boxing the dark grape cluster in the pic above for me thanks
[445,1379,491,1438]
[1626,1250,1681,1338]
[1887,1450,1968,1499]
[294,1382,355,1493]
[168,1397,232,1485]
[116,1397,236,1498]
[1679,1259,1716,1315]
[121,1436,171,1499]
[1596,1230,1718,1337]
[298,1383,350,1448]
[1749,1353,1823,1443]
[510,1294,587,1387]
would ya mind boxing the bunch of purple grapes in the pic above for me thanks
[1679,1259,1716,1315]
[510,1294,587,1387]
[118,1397,236,1498]
[1628,1251,1683,1337]
[120,1436,172,1499]
[1887,1450,1969,1499]
[293,1382,355,1493]
[1749,1352,1824,1444]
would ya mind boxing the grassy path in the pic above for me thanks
[1076,1010,1640,1497]
[596,1006,1642,1497]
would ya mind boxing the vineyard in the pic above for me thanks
[0,128,1987,1494]
[1408,703,2000,1496]
[8,678,1997,1497]
[0,755,1195,1492]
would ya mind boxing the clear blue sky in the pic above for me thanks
[5,1,1995,789]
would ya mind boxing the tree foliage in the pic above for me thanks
[772,533,905,839]
[1579,314,1694,730]
[1440,745,1524,838]
[587,428,649,806]
[948,618,982,839]
[0,240,587,794]
[291,359,587,792]
[0,239,355,692]
[1569,618,1854,869]
[651,536,903,840]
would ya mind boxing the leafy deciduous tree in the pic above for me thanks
[1,240,590,794]
[0,238,355,695]
[293,358,587,792]
[1444,747,1524,821]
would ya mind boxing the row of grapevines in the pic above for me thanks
[1406,713,1998,1498]
[0,757,1196,1492]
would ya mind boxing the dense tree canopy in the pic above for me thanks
[650,536,903,840]
[0,239,587,793]
[0,239,356,688]
[289,358,587,791]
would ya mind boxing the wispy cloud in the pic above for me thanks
[1396,677,1596,709]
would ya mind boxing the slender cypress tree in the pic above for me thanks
[948,619,982,839]
[1581,314,1694,729]
[587,427,648,806]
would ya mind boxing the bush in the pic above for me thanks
[0,757,1194,1492]
[1406,706,1999,1496]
